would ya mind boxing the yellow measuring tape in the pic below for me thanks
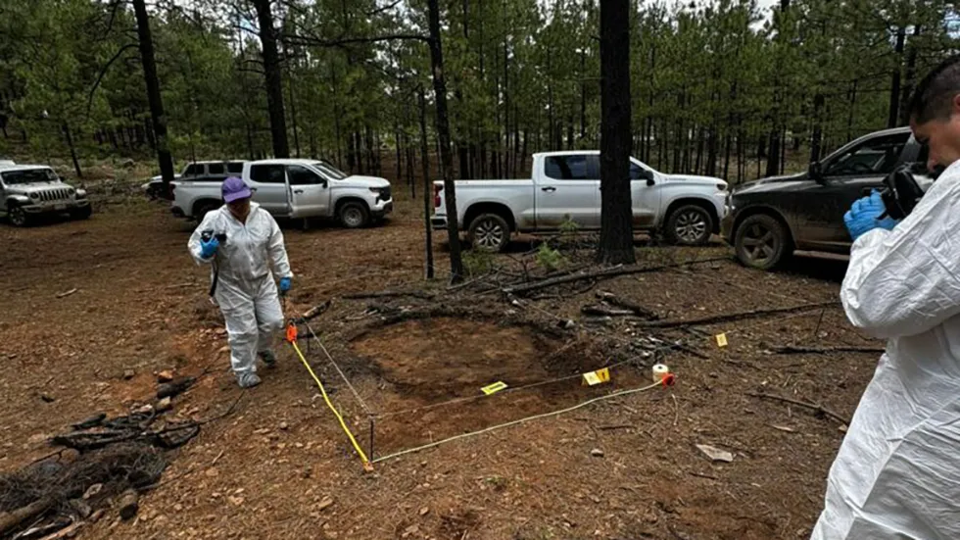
[287,325,372,471]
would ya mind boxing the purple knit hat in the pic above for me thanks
[222,176,252,203]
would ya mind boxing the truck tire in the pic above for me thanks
[194,201,220,222]
[70,205,92,220]
[468,213,511,252]
[7,203,29,227]
[664,204,713,246]
[339,201,370,229]
[734,214,791,270]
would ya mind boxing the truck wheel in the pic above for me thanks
[70,205,92,220]
[735,214,791,270]
[7,203,29,227]
[339,201,370,229]
[664,204,713,246]
[468,213,510,252]
[194,201,220,222]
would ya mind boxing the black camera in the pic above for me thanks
[201,230,227,244]
[879,167,925,220]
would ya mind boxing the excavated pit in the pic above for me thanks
[347,316,648,454]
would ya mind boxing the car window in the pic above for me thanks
[249,164,285,184]
[227,162,244,173]
[825,133,909,177]
[287,165,324,186]
[183,164,199,176]
[1,168,58,185]
[544,155,598,180]
[313,161,347,180]
[208,163,225,175]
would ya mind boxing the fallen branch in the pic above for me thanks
[503,257,731,295]
[596,291,659,320]
[640,301,840,329]
[55,288,78,299]
[0,497,55,536]
[581,306,636,317]
[773,345,884,355]
[342,290,433,300]
[746,391,850,425]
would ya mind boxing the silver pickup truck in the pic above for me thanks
[170,158,393,228]
[0,163,91,226]
[433,151,728,251]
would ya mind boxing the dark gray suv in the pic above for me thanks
[721,127,931,269]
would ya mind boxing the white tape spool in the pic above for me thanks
[652,363,670,383]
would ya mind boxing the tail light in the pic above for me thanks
[434,184,443,208]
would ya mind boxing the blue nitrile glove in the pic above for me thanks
[280,277,292,293]
[844,191,898,241]
[200,237,220,259]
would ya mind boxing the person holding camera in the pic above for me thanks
[187,177,293,389]
[811,54,960,539]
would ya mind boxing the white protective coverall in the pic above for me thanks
[188,203,292,377]
[812,159,960,539]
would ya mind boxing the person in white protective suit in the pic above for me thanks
[811,55,960,539]
[188,177,293,389]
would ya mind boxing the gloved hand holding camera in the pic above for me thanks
[199,231,226,259]
[844,190,899,241]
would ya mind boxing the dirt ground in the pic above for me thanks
[0,186,879,540]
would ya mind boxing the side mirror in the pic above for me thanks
[809,161,824,182]
[638,169,655,186]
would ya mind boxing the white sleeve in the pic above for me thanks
[841,177,960,338]
[188,212,218,265]
[266,214,292,278]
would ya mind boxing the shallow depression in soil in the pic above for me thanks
[351,317,568,400]
[348,317,646,453]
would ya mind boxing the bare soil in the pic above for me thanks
[0,188,875,540]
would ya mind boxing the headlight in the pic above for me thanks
[717,183,728,192]
[68,188,76,196]
[76,189,87,199]
[29,192,39,199]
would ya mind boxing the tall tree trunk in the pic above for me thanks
[286,65,301,157]
[62,122,82,178]
[887,25,906,129]
[765,128,781,178]
[427,0,465,282]
[132,0,175,186]
[810,92,825,163]
[597,0,635,265]
[580,50,587,141]
[898,25,922,126]
[846,79,858,141]
[252,0,289,158]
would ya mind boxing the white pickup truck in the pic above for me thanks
[171,158,393,228]
[431,151,728,251]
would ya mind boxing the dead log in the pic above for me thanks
[118,489,139,521]
[299,300,331,321]
[0,498,55,536]
[596,291,659,319]
[503,257,731,295]
[773,345,884,355]
[581,305,635,317]
[746,391,850,425]
[342,290,432,300]
[639,301,839,329]
[36,521,83,540]
[156,377,195,399]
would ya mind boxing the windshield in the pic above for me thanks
[1,168,58,185]
[313,161,348,181]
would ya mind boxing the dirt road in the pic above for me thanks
[0,196,876,539]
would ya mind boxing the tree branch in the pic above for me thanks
[86,42,140,117]
[282,32,430,49]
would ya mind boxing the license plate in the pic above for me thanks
[54,204,66,211]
